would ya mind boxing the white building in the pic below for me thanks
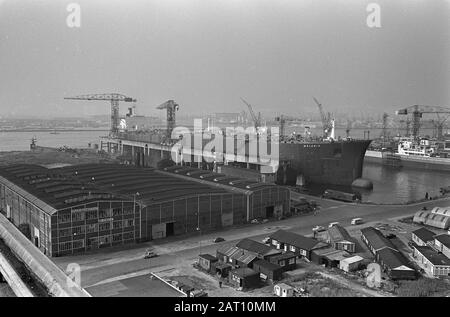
[339,255,364,272]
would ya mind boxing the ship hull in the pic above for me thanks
[277,140,372,186]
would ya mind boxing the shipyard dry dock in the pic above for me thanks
[0,164,290,257]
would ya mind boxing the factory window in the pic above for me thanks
[123,208,134,215]
[99,208,113,218]
[123,232,134,240]
[123,219,134,228]
[72,211,85,222]
[73,240,85,249]
[98,235,111,245]
[113,208,122,217]
[113,233,122,242]
[59,242,72,252]
[86,210,98,220]
[113,221,123,229]
[58,228,71,237]
[86,224,98,233]
[72,226,85,236]
[99,222,111,232]
[58,213,71,224]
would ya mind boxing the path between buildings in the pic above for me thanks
[316,271,392,297]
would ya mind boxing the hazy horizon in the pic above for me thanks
[0,0,448,119]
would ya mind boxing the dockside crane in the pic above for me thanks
[64,93,136,136]
[240,97,262,130]
[156,100,179,139]
[313,97,334,139]
[395,105,450,139]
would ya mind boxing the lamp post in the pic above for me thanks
[133,192,141,241]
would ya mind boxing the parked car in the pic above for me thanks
[351,218,364,225]
[328,222,340,228]
[262,237,271,244]
[213,237,225,243]
[312,225,326,232]
[144,249,158,259]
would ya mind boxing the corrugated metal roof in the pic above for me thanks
[360,227,396,251]
[270,229,326,250]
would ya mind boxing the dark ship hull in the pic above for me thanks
[277,140,372,186]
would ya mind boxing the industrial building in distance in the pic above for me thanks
[0,164,290,257]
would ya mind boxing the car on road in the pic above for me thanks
[312,225,326,232]
[213,237,225,243]
[144,249,158,259]
[351,218,364,225]
[328,222,340,228]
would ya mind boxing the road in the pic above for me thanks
[52,194,450,291]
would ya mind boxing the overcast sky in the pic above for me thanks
[0,0,448,118]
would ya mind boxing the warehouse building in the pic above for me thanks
[411,227,436,246]
[413,210,450,230]
[412,245,450,277]
[361,227,416,280]
[0,164,290,257]
[433,234,450,259]
[268,229,328,260]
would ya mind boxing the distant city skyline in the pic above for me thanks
[0,0,448,119]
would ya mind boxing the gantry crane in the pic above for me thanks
[156,100,179,139]
[64,93,136,136]
[395,105,450,139]
[240,97,261,130]
[313,97,334,139]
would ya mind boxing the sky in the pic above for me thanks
[0,0,448,119]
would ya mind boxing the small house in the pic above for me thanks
[228,268,260,290]
[268,252,297,271]
[198,254,218,272]
[268,229,328,260]
[274,283,294,297]
[433,234,450,259]
[339,255,364,272]
[252,259,284,281]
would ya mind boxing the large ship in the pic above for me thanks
[276,138,371,186]
[103,119,371,187]
[365,136,450,171]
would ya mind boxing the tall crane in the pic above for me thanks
[240,97,261,130]
[156,100,179,139]
[395,105,450,139]
[64,93,136,136]
[313,97,334,139]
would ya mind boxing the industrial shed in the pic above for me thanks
[413,210,450,230]
[0,163,290,257]
[252,259,284,281]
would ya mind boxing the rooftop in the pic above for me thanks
[235,238,280,257]
[414,245,450,266]
[340,255,364,264]
[328,225,354,243]
[412,227,436,243]
[0,164,236,214]
[270,229,327,251]
[377,248,414,271]
[253,259,282,271]
[360,227,397,252]
[231,267,259,278]
[434,234,450,249]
